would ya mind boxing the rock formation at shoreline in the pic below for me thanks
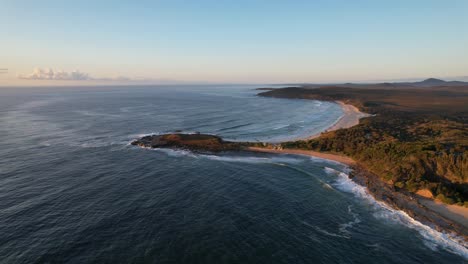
[349,166,468,241]
[131,133,244,152]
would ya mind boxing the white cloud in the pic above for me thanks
[18,68,90,80]
[15,67,184,85]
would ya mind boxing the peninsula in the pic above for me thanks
[131,133,244,152]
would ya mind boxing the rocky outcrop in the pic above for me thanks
[349,165,468,241]
[131,133,244,152]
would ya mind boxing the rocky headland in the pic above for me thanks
[131,133,244,152]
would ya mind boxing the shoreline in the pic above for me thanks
[248,100,367,165]
[247,147,356,166]
[303,101,371,140]
[418,198,468,230]
[248,100,468,242]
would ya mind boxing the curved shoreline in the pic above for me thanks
[303,101,371,140]
[247,100,368,165]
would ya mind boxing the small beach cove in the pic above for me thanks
[246,99,369,166]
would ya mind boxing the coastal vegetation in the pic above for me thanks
[258,82,468,207]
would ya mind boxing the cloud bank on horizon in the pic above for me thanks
[12,67,186,85]
[18,68,91,81]
[17,68,137,82]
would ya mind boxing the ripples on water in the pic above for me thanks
[0,85,466,263]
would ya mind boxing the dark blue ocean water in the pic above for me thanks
[0,85,466,263]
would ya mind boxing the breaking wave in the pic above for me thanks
[339,205,362,235]
[151,148,198,158]
[329,168,468,259]
[200,154,302,164]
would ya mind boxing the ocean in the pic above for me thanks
[0,85,466,263]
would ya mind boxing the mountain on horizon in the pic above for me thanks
[407,78,467,87]
[283,78,468,89]
[418,78,447,85]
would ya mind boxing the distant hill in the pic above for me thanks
[279,78,468,89]
[401,78,468,87]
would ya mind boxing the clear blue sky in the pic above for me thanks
[1,0,468,85]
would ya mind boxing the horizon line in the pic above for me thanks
[1,76,467,88]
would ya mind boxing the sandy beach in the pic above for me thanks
[247,147,356,165]
[304,101,371,140]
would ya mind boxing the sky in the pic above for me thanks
[1,0,468,86]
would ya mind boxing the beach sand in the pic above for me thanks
[247,147,356,165]
[304,101,371,140]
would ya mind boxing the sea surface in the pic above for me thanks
[0,85,466,263]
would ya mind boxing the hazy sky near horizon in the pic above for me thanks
[1,0,468,85]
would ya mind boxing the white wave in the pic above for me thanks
[16,98,64,110]
[119,104,154,113]
[38,141,52,147]
[313,226,350,239]
[309,156,343,166]
[339,205,361,235]
[128,132,161,139]
[137,146,303,164]
[324,166,338,174]
[74,110,121,118]
[272,124,290,130]
[200,154,302,164]
[130,131,216,139]
[332,170,468,259]
[69,139,128,149]
[151,148,198,158]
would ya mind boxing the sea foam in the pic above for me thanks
[200,154,302,164]
[329,168,468,259]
